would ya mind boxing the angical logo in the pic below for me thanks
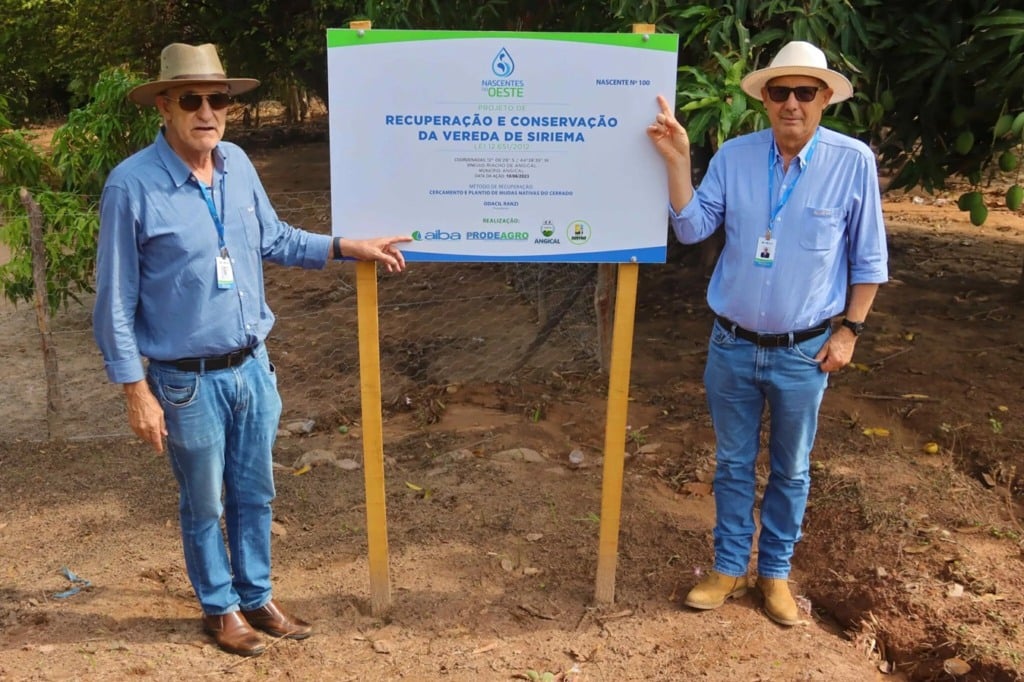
[540,220,555,237]
[491,48,515,78]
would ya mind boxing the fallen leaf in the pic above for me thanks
[405,481,423,491]
[943,658,971,675]
[682,482,712,496]
[977,593,1006,602]
[903,543,931,554]
[525,533,544,542]
[922,442,940,454]
[997,405,1009,412]
[372,639,393,654]
[519,603,557,620]
[900,393,930,400]
[596,609,634,622]
[292,464,312,476]
[862,427,891,437]
[471,641,500,655]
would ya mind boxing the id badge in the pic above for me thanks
[754,236,776,268]
[216,255,235,289]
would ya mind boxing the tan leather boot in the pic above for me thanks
[202,612,265,656]
[756,577,800,626]
[683,570,748,610]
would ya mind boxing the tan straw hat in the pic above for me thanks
[740,41,853,105]
[128,43,260,106]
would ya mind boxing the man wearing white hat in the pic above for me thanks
[93,43,411,656]
[647,41,888,625]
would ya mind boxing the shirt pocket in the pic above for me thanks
[238,205,262,252]
[798,206,843,251]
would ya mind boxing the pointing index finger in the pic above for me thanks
[656,94,673,117]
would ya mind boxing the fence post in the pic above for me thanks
[594,264,615,373]
[19,188,65,441]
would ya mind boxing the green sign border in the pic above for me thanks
[327,28,677,52]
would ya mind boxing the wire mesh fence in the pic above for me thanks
[0,190,610,444]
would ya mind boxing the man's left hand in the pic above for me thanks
[815,327,857,373]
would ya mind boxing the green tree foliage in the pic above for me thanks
[3,1,1024,291]
[864,2,1024,193]
[0,68,159,311]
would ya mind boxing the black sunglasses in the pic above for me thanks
[169,92,234,112]
[765,85,824,103]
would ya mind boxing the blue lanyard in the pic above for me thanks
[196,178,227,252]
[767,129,820,235]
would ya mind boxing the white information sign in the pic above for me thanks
[326,29,679,263]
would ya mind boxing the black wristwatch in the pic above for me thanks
[840,318,866,336]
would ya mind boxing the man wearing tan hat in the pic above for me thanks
[93,43,411,656]
[647,41,888,626]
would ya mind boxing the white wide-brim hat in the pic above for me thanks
[128,43,260,106]
[740,41,853,105]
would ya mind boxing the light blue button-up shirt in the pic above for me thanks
[93,131,332,384]
[671,127,888,333]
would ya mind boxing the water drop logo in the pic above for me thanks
[491,48,515,78]
[412,230,423,241]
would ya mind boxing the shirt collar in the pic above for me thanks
[770,128,820,171]
[154,129,229,187]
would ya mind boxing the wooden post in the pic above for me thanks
[349,19,392,616]
[593,263,638,603]
[356,260,391,615]
[593,21,656,605]
[19,188,64,441]
[594,264,615,372]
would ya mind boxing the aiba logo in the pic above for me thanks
[412,229,462,241]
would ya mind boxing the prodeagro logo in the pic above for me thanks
[567,220,591,245]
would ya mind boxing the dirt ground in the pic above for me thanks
[1,122,1023,681]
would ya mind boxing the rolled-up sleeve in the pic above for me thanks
[847,153,889,284]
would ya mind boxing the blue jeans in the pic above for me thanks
[147,343,281,615]
[703,320,830,580]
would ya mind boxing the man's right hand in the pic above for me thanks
[647,94,694,212]
[647,94,691,166]
[123,380,167,453]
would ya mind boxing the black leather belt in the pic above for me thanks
[716,317,829,348]
[168,346,254,372]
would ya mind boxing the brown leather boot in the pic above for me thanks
[202,611,265,656]
[756,577,801,626]
[683,570,748,610]
[242,599,313,639]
